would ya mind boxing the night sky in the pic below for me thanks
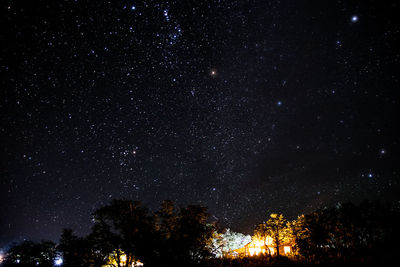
[1,0,399,247]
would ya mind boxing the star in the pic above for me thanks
[163,9,170,22]
[1,0,397,250]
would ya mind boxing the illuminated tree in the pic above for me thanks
[287,215,309,257]
[256,213,289,256]
[254,223,272,255]
[212,228,251,257]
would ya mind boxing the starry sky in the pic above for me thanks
[1,0,399,247]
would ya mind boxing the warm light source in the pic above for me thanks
[269,247,275,255]
[253,238,264,248]
[249,247,262,256]
[121,254,127,262]
[284,246,291,255]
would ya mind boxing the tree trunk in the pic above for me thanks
[275,236,280,257]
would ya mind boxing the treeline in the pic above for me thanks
[3,200,214,267]
[2,200,399,266]
[289,201,400,264]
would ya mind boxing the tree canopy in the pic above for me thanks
[3,200,399,266]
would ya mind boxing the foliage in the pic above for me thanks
[212,228,251,257]
[3,240,57,267]
[92,199,154,266]
[289,200,400,264]
[90,199,214,266]
[5,199,399,266]
[58,228,109,267]
[255,213,291,256]
[171,205,214,264]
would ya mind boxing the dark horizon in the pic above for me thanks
[1,0,399,248]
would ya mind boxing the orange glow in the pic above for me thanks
[232,233,294,258]
[247,237,267,256]
[253,238,264,247]
[249,247,261,256]
[107,251,143,267]
[270,247,275,255]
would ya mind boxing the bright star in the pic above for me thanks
[131,5,136,10]
[351,16,358,22]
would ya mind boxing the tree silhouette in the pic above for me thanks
[58,228,103,267]
[92,199,154,266]
[173,205,214,264]
[3,240,56,267]
[89,199,214,266]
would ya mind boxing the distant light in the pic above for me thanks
[131,5,136,10]
[277,101,282,106]
[380,149,386,155]
[16,259,21,264]
[54,257,63,265]
[351,16,358,22]
[368,173,373,178]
